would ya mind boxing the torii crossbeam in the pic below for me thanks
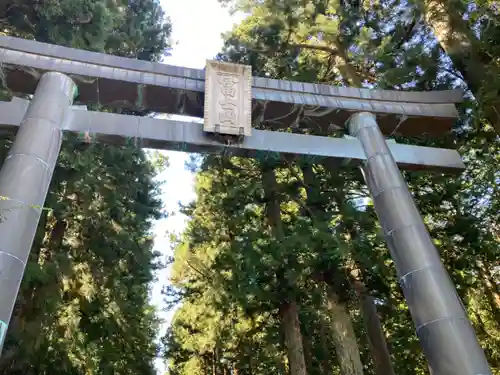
[0,36,491,375]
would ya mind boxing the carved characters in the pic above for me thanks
[218,72,239,128]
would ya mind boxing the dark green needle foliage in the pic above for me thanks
[0,1,170,374]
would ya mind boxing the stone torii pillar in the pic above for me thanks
[0,72,76,351]
[348,112,491,375]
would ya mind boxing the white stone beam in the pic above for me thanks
[0,99,465,173]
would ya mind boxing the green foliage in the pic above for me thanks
[165,1,500,375]
[0,1,170,374]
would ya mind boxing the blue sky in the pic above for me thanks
[150,0,245,373]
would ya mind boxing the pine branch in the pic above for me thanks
[245,41,338,58]
[393,19,417,52]
[186,259,211,281]
[290,43,338,55]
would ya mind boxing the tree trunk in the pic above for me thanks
[301,164,367,375]
[202,356,208,375]
[213,348,218,375]
[319,162,395,375]
[326,286,364,375]
[478,263,500,326]
[480,264,500,307]
[279,300,308,375]
[319,317,332,375]
[422,0,500,135]
[334,38,363,88]
[302,327,314,373]
[261,167,307,375]
[353,280,396,375]
[423,0,485,91]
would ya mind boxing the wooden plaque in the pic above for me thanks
[204,60,252,137]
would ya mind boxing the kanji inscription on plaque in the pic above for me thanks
[204,60,252,137]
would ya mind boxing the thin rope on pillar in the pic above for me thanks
[347,111,491,375]
[0,72,76,354]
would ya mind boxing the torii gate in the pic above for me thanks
[0,36,491,375]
